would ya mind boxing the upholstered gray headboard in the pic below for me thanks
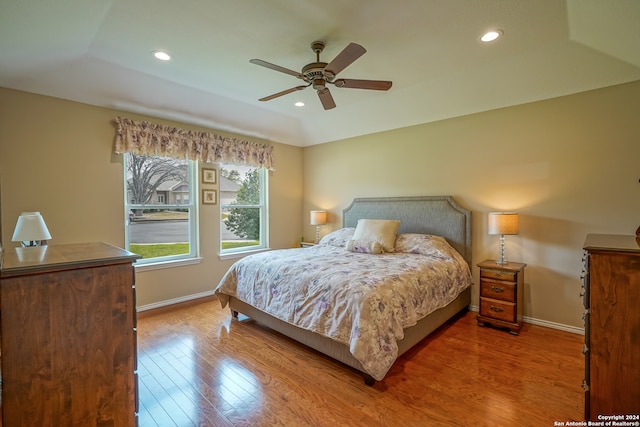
[343,196,472,266]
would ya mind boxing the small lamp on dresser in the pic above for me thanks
[310,210,327,244]
[11,211,52,247]
[488,212,519,265]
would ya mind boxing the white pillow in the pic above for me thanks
[352,219,400,252]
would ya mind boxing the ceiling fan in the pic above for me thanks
[250,40,392,110]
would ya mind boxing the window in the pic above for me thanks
[219,165,268,255]
[124,153,197,265]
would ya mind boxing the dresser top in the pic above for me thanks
[1,242,140,277]
[584,234,640,253]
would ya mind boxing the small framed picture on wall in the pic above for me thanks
[202,189,217,205]
[202,168,217,184]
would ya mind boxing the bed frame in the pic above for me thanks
[228,196,472,385]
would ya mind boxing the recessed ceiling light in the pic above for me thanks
[294,101,305,107]
[480,30,502,42]
[152,50,171,61]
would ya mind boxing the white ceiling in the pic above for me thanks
[1,0,639,147]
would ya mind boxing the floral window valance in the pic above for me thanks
[114,116,275,170]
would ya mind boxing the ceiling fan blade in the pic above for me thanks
[317,88,336,110]
[324,43,366,76]
[250,59,302,78]
[259,85,308,102]
[333,78,392,91]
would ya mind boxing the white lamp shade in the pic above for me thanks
[12,212,52,242]
[488,212,519,235]
[310,210,327,226]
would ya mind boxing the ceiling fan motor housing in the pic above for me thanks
[302,62,334,85]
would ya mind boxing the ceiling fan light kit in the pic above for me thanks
[250,40,392,110]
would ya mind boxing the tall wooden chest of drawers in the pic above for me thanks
[0,242,140,426]
[582,234,640,420]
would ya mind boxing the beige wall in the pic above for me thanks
[0,88,303,308]
[302,80,640,329]
[2,81,639,328]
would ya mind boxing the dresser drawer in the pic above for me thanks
[480,268,517,282]
[480,279,516,302]
[480,297,517,323]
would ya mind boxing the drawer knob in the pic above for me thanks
[490,286,505,293]
[490,305,504,312]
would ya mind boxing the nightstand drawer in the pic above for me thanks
[480,268,517,282]
[480,279,516,301]
[480,297,516,323]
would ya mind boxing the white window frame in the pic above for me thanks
[123,154,199,268]
[219,166,268,259]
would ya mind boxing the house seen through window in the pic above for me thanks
[219,165,268,254]
[124,153,197,264]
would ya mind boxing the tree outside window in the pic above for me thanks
[220,165,267,253]
[124,153,197,263]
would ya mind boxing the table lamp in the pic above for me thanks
[310,210,327,243]
[488,212,519,265]
[11,212,52,247]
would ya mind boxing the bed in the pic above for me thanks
[215,196,472,385]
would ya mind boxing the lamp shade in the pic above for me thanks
[12,212,52,243]
[488,212,519,235]
[310,210,327,226]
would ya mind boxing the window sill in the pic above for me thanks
[218,247,271,261]
[134,257,202,272]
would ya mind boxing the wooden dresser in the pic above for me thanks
[0,242,140,426]
[582,234,640,420]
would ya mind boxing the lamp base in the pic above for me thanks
[21,240,48,247]
[495,235,507,265]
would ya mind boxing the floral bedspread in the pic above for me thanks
[214,234,472,380]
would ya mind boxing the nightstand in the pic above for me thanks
[476,259,526,335]
[300,242,317,248]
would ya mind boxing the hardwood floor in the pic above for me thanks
[137,297,584,426]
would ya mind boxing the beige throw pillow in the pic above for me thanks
[352,219,401,252]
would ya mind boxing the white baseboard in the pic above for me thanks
[138,297,585,335]
[468,305,584,335]
[137,290,216,312]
